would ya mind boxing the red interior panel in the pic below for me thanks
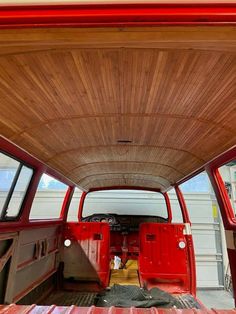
[139,223,191,294]
[64,222,110,287]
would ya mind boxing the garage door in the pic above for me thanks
[171,191,224,289]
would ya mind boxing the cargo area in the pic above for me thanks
[8,218,199,310]
[16,273,202,309]
[0,207,198,309]
[37,288,202,309]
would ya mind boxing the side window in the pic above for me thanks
[218,160,236,217]
[0,152,33,220]
[29,173,68,220]
[180,172,211,222]
[67,187,82,221]
[167,188,183,223]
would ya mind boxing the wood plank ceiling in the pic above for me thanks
[0,27,236,191]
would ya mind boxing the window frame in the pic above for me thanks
[0,150,35,222]
[78,188,172,222]
[205,147,236,229]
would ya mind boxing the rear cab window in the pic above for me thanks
[82,189,168,219]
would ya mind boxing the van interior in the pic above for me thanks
[0,3,236,313]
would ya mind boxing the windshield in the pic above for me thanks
[82,189,168,218]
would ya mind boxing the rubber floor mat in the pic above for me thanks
[96,284,182,308]
[176,294,202,309]
[41,291,97,306]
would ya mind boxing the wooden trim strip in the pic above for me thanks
[9,112,235,141]
[46,145,204,163]
[65,161,185,176]
[77,172,171,186]
[82,177,167,189]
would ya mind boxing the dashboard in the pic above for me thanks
[82,213,167,232]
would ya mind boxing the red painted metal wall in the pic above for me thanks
[0,4,236,28]
[139,223,193,294]
[64,222,110,287]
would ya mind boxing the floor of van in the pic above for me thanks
[109,259,140,286]
[41,291,97,306]
[109,269,139,286]
[36,260,201,309]
[40,289,201,309]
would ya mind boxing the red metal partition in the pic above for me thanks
[64,222,110,287]
[139,223,193,294]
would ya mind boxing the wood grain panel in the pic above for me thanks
[0,27,236,190]
[10,115,233,158]
[1,27,236,54]
[67,162,183,184]
[49,147,202,181]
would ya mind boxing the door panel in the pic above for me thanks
[3,225,61,304]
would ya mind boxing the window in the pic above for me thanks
[29,173,68,219]
[0,152,33,220]
[181,172,211,193]
[67,187,82,221]
[179,172,212,223]
[83,190,168,218]
[167,188,183,223]
[218,160,236,217]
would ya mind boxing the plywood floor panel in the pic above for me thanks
[109,260,139,286]
[109,269,140,287]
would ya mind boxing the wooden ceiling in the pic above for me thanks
[0,27,236,191]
